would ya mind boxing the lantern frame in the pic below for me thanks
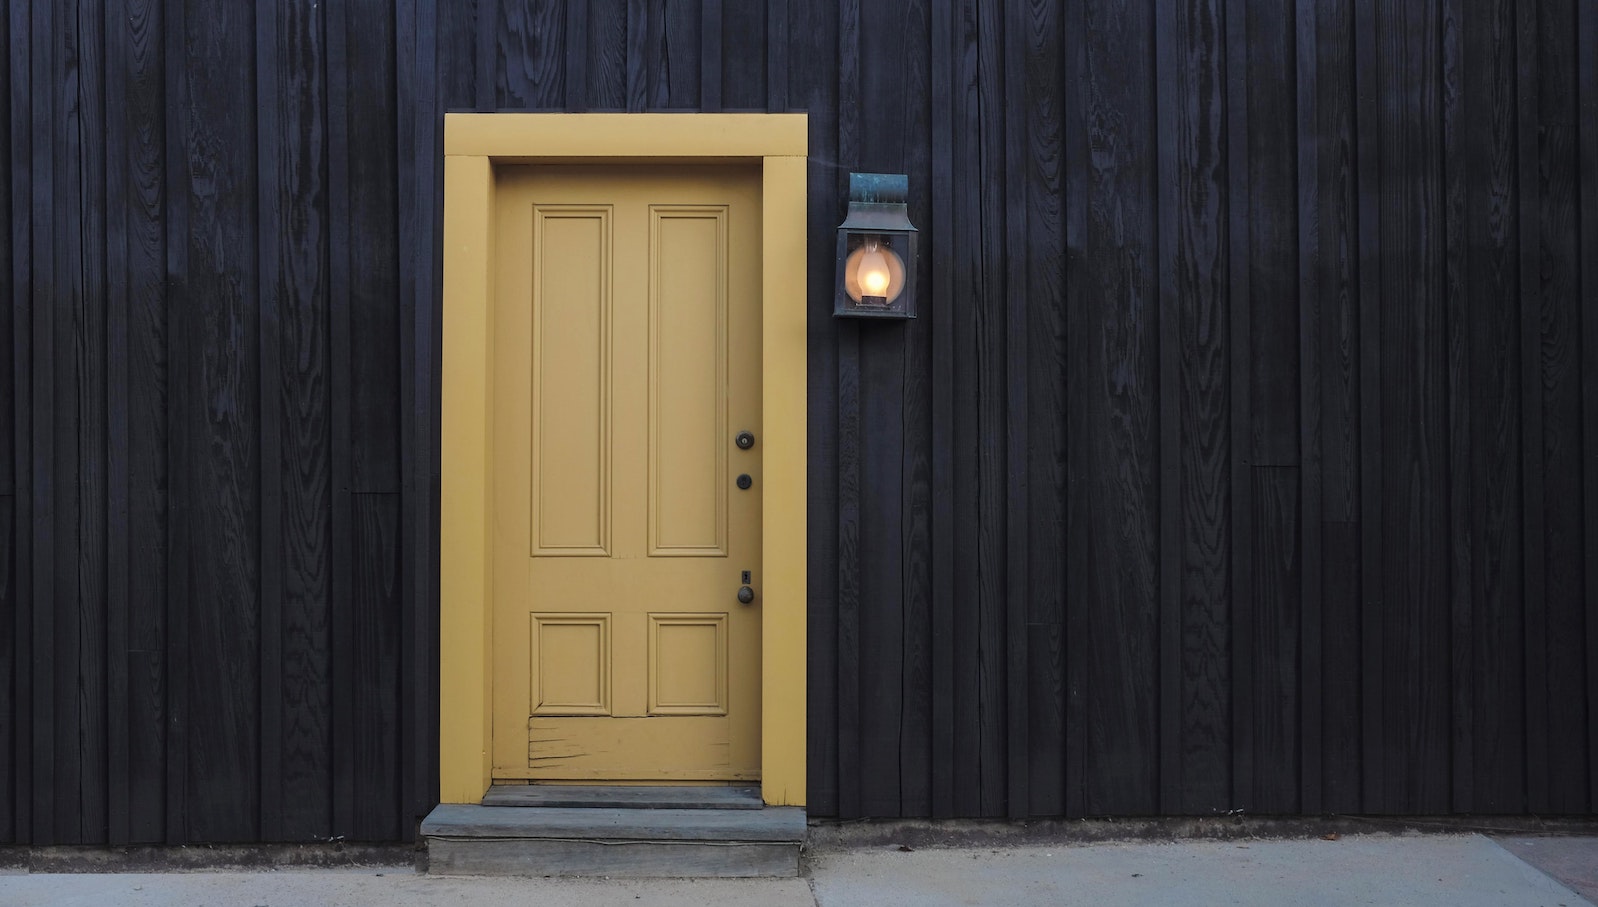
[833,172,918,319]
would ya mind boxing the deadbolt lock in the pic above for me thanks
[735,430,755,450]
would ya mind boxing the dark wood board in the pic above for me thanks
[790,0,839,819]
[262,0,334,841]
[1019,0,1065,818]
[1579,0,1598,819]
[178,0,263,842]
[1533,1,1588,811]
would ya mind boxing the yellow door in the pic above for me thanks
[490,164,763,782]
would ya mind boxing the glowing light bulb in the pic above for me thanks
[859,241,892,297]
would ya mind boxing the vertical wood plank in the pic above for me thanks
[926,0,957,821]
[181,0,263,842]
[834,0,862,819]
[0,0,12,837]
[1294,0,1324,817]
[791,0,838,818]
[9,7,30,812]
[1019,0,1065,819]
[1439,0,1471,815]
[625,0,646,111]
[719,0,763,109]
[498,0,565,109]
[1246,0,1302,814]
[699,0,720,111]
[581,0,625,110]
[77,0,112,843]
[126,0,169,844]
[1380,0,1449,816]
[1516,0,1548,816]
[1077,0,1160,817]
[1060,0,1089,819]
[52,0,87,843]
[854,0,908,819]
[948,0,983,817]
[104,0,132,846]
[766,0,788,110]
[1252,466,1301,813]
[28,0,58,845]
[161,0,190,844]
[1156,0,1232,815]
[661,0,699,107]
[970,0,1007,820]
[264,0,334,841]
[0,497,11,840]
[1532,0,1587,812]
[349,0,401,496]
[893,0,934,820]
[1313,0,1362,816]
[326,0,356,838]
[0,6,12,837]
[1154,0,1182,816]
[351,493,402,839]
[564,0,588,110]
[1578,0,1598,819]
[1351,0,1385,814]
[1000,0,1030,821]
[255,0,286,842]
[1224,0,1255,814]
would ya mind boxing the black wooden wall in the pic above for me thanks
[4,0,1597,844]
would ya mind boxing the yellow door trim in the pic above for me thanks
[440,113,808,807]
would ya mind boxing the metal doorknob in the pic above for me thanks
[735,431,755,450]
[737,585,755,605]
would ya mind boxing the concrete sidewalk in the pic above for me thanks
[1,832,1593,906]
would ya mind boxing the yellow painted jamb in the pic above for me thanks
[759,154,808,807]
[444,113,808,159]
[439,154,495,804]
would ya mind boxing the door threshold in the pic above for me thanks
[482,784,763,810]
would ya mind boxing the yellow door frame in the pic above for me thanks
[439,113,808,806]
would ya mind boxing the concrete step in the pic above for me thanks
[481,784,763,810]
[420,803,806,878]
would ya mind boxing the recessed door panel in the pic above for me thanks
[531,206,612,556]
[650,207,728,556]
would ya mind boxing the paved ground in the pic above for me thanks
[1,832,1593,906]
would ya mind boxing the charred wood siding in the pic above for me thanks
[2,0,1596,842]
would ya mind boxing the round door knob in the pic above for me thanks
[735,431,755,450]
[736,473,752,490]
[737,585,755,605]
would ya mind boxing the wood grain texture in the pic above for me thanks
[791,0,838,819]
[896,0,934,820]
[927,0,957,821]
[1156,0,1231,815]
[1224,0,1255,815]
[1075,0,1159,817]
[1533,0,1588,812]
[7,0,35,845]
[497,0,565,109]
[1579,0,1598,817]
[352,493,402,839]
[180,0,262,843]
[262,0,333,841]
[1516,0,1549,816]
[1020,0,1065,819]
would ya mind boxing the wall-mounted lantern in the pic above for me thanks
[834,172,918,319]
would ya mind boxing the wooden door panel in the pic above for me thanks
[491,164,762,782]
